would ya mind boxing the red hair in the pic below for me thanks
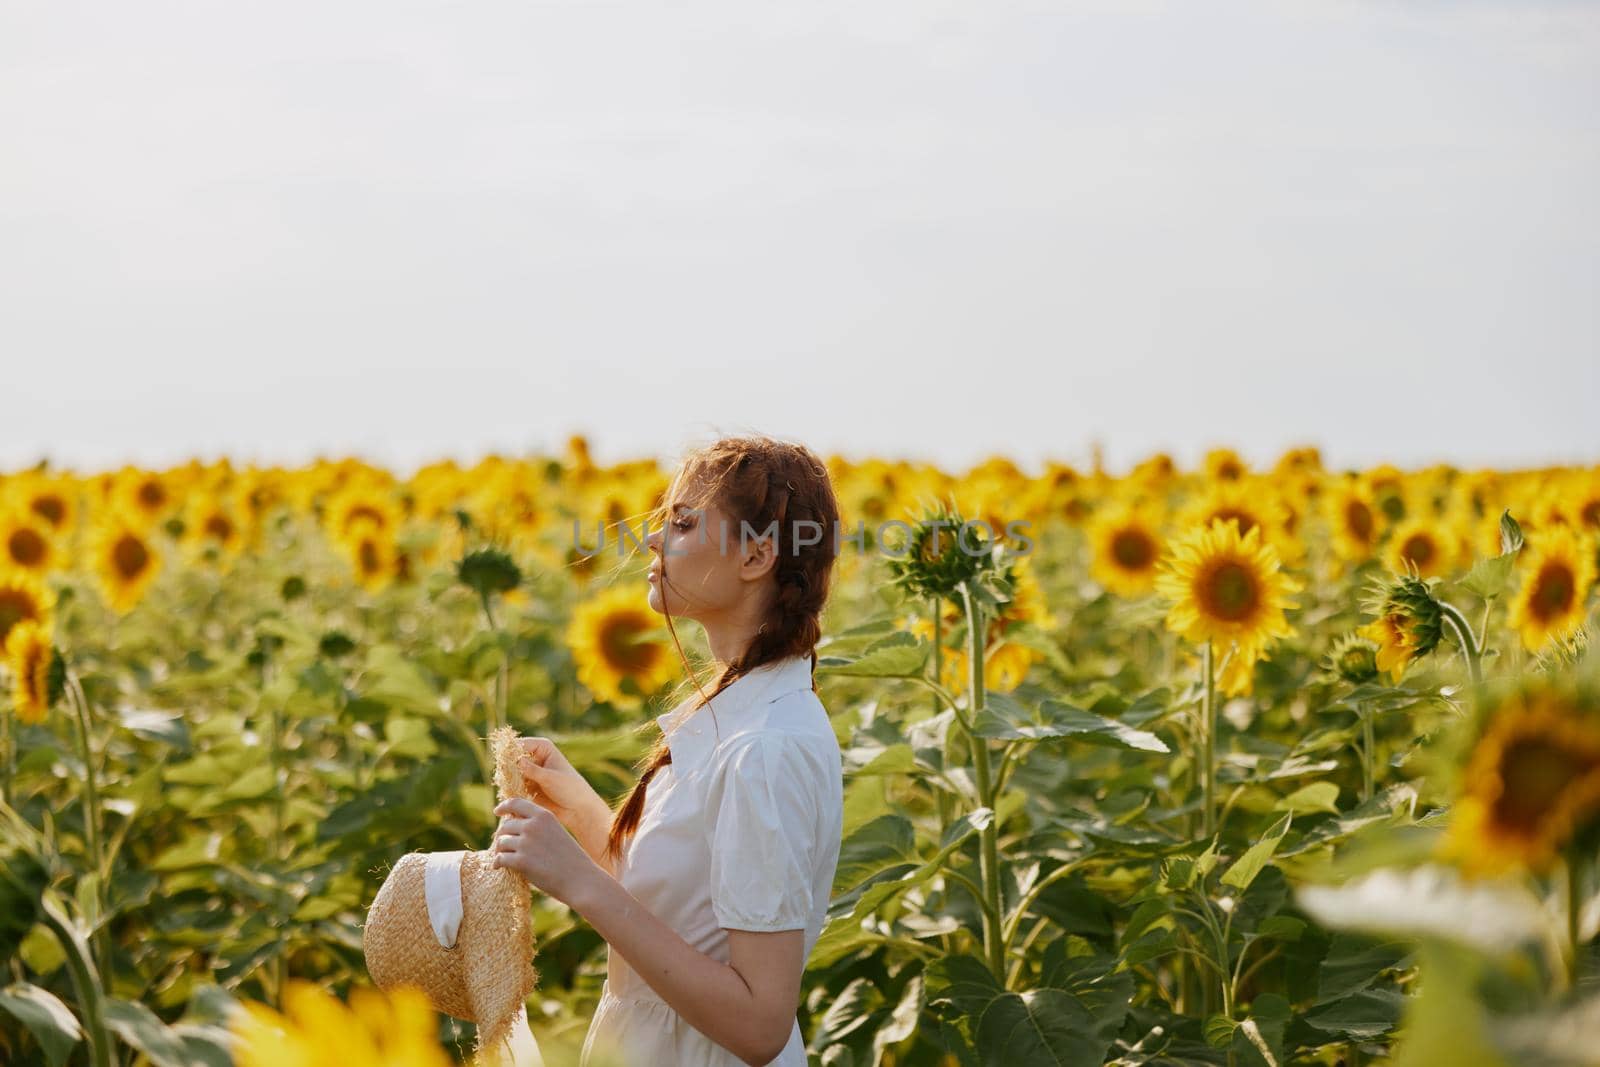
[602,434,841,865]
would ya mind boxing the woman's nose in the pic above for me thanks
[645,526,662,552]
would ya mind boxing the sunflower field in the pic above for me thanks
[2,440,1599,1067]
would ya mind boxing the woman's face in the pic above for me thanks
[645,496,767,621]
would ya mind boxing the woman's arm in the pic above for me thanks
[565,794,620,878]
[492,797,805,1066]
[568,873,805,1066]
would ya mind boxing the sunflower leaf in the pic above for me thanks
[1457,552,1517,601]
[973,696,1169,753]
[1221,812,1292,891]
[0,982,81,1067]
[816,632,929,677]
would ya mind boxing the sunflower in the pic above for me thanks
[0,568,55,651]
[1203,447,1249,482]
[3,474,79,537]
[1507,525,1597,653]
[1156,518,1302,664]
[337,518,398,595]
[5,619,58,725]
[1360,611,1425,683]
[909,558,1052,693]
[1358,571,1446,682]
[91,512,163,615]
[567,585,679,708]
[182,494,248,569]
[0,509,59,577]
[1324,478,1383,564]
[231,980,451,1067]
[1129,453,1178,491]
[1087,500,1166,598]
[1272,446,1323,477]
[1450,469,1502,521]
[1177,479,1301,566]
[1438,681,1600,878]
[110,467,180,530]
[1567,470,1600,536]
[324,485,405,545]
[1362,464,1410,523]
[1381,517,1460,581]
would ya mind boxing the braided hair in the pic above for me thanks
[602,435,841,865]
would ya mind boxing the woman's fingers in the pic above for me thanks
[495,797,538,819]
[519,735,571,772]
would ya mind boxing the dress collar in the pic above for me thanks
[654,653,816,773]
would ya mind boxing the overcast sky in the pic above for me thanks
[3,0,1596,478]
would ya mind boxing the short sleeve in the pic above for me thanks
[703,733,820,932]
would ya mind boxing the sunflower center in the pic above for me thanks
[9,528,47,567]
[21,649,46,705]
[1400,534,1436,568]
[1582,500,1600,531]
[204,514,235,541]
[138,481,167,510]
[1111,529,1156,570]
[1492,737,1595,834]
[0,591,33,644]
[1211,509,1257,537]
[113,534,151,580]
[348,505,385,531]
[358,539,382,575]
[1201,560,1260,622]
[32,496,65,527]
[1345,500,1374,542]
[597,614,662,674]
[1530,562,1576,620]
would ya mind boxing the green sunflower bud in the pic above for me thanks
[884,502,1006,606]
[1325,632,1380,685]
[318,630,357,659]
[456,547,523,599]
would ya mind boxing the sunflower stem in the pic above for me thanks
[957,583,1007,987]
[265,658,288,1009]
[64,669,109,979]
[478,589,509,737]
[39,892,113,1067]
[1360,698,1375,804]
[932,598,952,835]
[1436,600,1483,686]
[1,695,13,810]
[1567,852,1586,989]
[1202,640,1217,840]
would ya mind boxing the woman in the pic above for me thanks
[490,435,845,1066]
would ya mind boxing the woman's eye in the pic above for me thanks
[673,518,694,531]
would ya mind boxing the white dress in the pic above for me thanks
[579,653,844,1067]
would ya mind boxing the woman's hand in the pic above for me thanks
[516,736,615,868]
[491,797,606,906]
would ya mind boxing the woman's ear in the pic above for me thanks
[739,530,779,582]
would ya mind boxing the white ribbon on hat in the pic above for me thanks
[422,850,468,949]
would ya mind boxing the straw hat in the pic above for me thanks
[362,725,541,1057]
